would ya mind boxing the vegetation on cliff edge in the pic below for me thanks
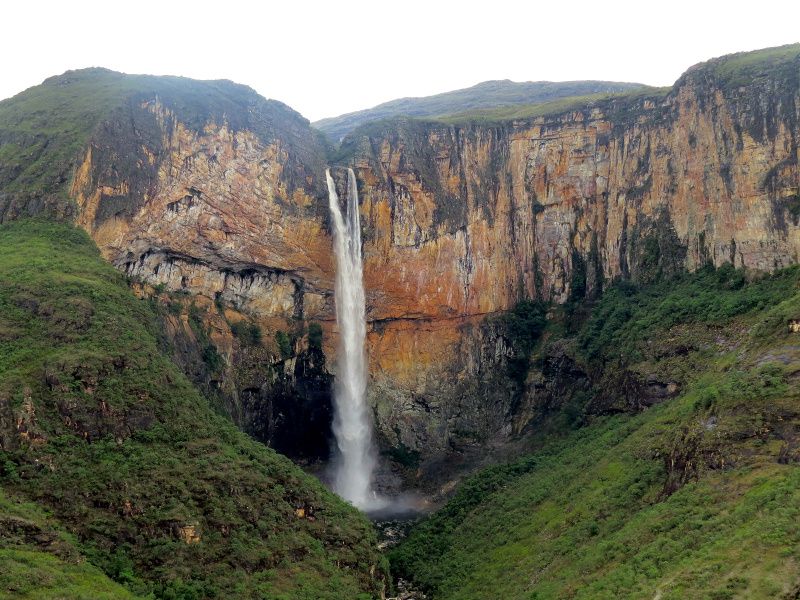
[312,79,645,142]
[333,43,799,164]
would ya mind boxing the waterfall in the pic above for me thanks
[325,167,380,510]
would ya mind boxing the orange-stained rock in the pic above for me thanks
[72,100,335,320]
[178,524,201,544]
[66,52,800,463]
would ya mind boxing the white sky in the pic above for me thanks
[2,0,799,122]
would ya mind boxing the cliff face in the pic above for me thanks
[353,61,798,313]
[346,47,799,468]
[5,48,797,481]
[62,81,341,460]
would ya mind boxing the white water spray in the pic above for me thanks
[326,167,380,510]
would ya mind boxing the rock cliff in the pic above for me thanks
[1,46,798,483]
[347,44,799,474]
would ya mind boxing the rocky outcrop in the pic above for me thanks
[6,48,797,482]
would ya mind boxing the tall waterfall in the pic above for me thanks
[325,167,379,510]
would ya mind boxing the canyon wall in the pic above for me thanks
[347,53,799,472]
[50,50,800,479]
[63,83,341,462]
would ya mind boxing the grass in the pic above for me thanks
[0,487,144,599]
[313,80,645,142]
[0,69,131,198]
[334,43,797,154]
[0,549,144,600]
[335,86,672,161]
[709,43,800,89]
[0,68,313,215]
[437,86,671,126]
[578,263,800,364]
[391,263,800,599]
[0,219,384,599]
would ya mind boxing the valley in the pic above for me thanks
[0,41,799,599]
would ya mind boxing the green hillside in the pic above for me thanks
[312,79,645,142]
[332,43,800,153]
[702,43,800,89]
[436,85,671,125]
[0,487,144,600]
[391,265,800,599]
[0,68,319,222]
[0,220,384,599]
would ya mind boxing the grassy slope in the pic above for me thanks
[707,43,800,89]
[436,86,671,125]
[312,80,644,142]
[335,43,800,154]
[0,488,143,600]
[0,69,131,197]
[0,68,312,211]
[391,266,800,599]
[438,43,800,126]
[0,220,383,599]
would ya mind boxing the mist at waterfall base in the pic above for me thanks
[325,167,387,513]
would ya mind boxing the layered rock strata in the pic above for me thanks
[9,49,796,477]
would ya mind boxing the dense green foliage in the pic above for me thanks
[391,264,800,599]
[187,303,225,373]
[274,330,293,359]
[307,322,324,351]
[313,80,645,142]
[0,220,383,599]
[579,264,800,364]
[231,320,263,347]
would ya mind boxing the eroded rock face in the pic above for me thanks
[65,54,799,479]
[347,55,799,469]
[354,75,798,314]
[65,91,340,459]
[72,99,334,312]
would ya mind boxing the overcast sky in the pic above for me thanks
[2,0,798,122]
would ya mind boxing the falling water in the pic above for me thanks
[325,167,380,510]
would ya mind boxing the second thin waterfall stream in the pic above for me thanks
[325,167,381,511]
